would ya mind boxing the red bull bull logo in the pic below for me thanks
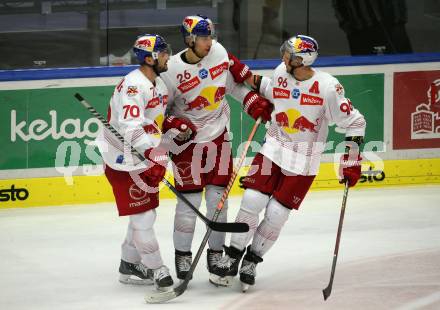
[275,109,318,134]
[292,116,318,133]
[275,112,289,127]
[137,39,152,48]
[184,86,225,112]
[185,96,210,111]
[214,87,226,102]
[183,18,195,31]
[298,40,315,52]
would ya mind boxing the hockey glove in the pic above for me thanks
[243,91,274,123]
[228,52,252,84]
[338,137,363,187]
[144,147,168,186]
[162,116,197,142]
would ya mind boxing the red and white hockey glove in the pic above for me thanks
[228,52,252,84]
[339,137,363,187]
[144,147,168,186]
[243,91,274,123]
[162,116,197,142]
[339,153,362,187]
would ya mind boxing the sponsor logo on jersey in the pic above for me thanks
[209,62,229,80]
[273,87,290,99]
[184,86,225,111]
[129,197,151,208]
[292,195,302,205]
[199,68,208,79]
[300,93,324,106]
[126,86,138,97]
[292,116,318,132]
[146,97,160,109]
[0,185,29,202]
[292,88,300,99]
[178,76,201,93]
[275,109,318,133]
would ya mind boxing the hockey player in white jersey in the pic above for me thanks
[211,35,367,291]
[95,34,174,291]
[159,15,274,285]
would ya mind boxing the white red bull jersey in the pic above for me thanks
[259,63,366,175]
[95,68,168,171]
[160,41,242,143]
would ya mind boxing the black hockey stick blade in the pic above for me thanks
[208,221,248,233]
[322,284,332,300]
[145,277,188,303]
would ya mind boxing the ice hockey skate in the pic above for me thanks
[118,259,154,285]
[153,265,174,292]
[175,250,192,282]
[209,246,245,287]
[239,246,263,292]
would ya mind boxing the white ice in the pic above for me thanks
[1,185,439,310]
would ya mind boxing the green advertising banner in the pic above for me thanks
[0,73,384,171]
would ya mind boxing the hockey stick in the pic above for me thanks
[74,93,249,234]
[322,181,349,300]
[145,117,262,303]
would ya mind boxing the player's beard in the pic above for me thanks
[153,62,167,75]
[288,61,303,75]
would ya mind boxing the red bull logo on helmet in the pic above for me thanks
[275,109,318,134]
[293,37,316,53]
[183,17,199,33]
[135,36,157,52]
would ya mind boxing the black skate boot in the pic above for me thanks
[175,250,192,281]
[210,246,245,287]
[239,246,263,292]
[119,259,153,285]
[153,265,174,292]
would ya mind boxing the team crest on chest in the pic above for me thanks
[126,86,138,97]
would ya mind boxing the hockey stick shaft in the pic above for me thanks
[168,117,261,299]
[322,181,349,300]
[74,93,248,233]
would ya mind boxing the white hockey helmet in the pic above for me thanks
[280,35,319,66]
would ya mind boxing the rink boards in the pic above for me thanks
[1,55,440,208]
[1,158,439,208]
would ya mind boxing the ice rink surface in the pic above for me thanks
[1,185,439,310]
